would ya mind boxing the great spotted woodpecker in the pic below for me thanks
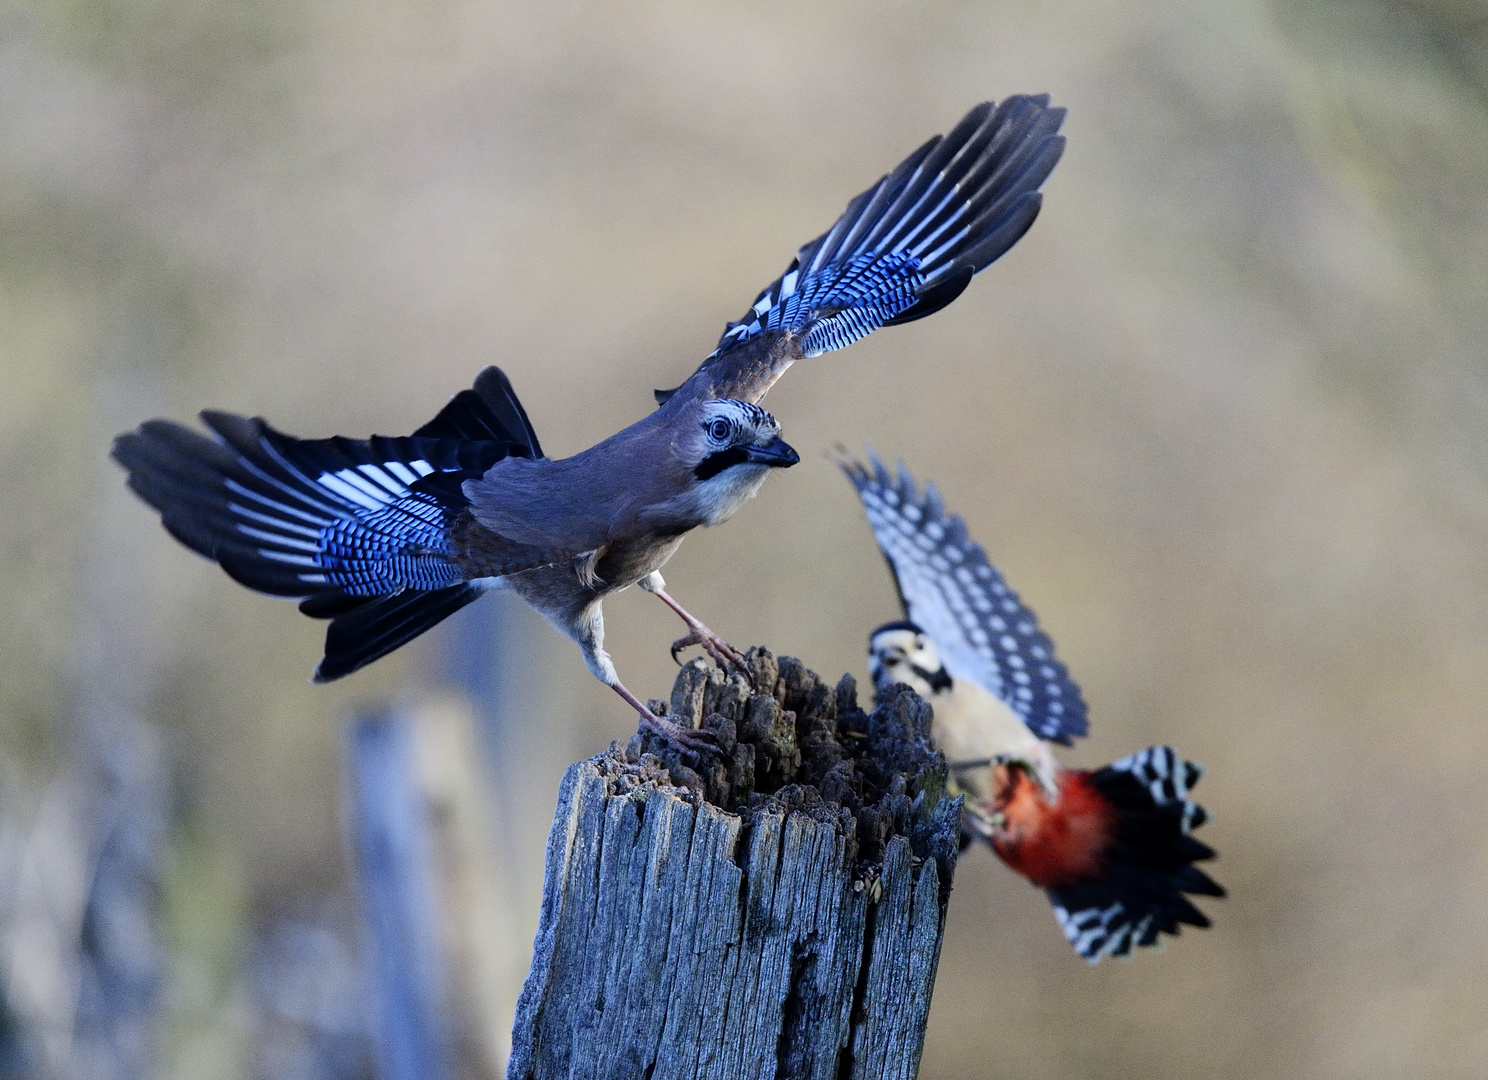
[845,455,1223,962]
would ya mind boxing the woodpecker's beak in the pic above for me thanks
[745,437,800,468]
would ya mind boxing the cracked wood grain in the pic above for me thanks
[508,652,960,1080]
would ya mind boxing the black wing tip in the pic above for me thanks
[933,95,1065,163]
[310,665,338,684]
[831,445,873,485]
[988,93,1065,134]
[836,446,906,491]
[197,409,264,444]
[156,515,225,563]
[299,593,372,619]
[838,449,936,528]
[113,415,220,462]
[316,584,483,683]
[1052,713,1091,745]
[882,266,973,327]
[412,366,543,457]
[473,365,544,458]
[312,650,370,682]
[918,95,1066,282]
[216,546,315,598]
[470,365,513,398]
[111,428,157,480]
[111,428,144,465]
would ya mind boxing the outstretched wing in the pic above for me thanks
[660,96,1066,406]
[112,366,554,680]
[840,453,1088,745]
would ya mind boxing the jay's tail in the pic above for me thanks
[112,367,541,681]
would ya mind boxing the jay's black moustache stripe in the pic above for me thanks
[693,446,751,481]
[694,439,799,481]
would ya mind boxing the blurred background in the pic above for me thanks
[3,0,1488,1076]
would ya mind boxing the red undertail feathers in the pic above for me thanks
[985,745,1223,962]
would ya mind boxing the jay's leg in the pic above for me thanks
[639,572,747,671]
[606,679,720,758]
[574,596,719,757]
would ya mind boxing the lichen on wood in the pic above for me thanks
[508,648,961,1080]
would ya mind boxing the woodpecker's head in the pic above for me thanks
[681,399,798,525]
[868,620,954,698]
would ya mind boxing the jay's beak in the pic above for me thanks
[745,437,800,468]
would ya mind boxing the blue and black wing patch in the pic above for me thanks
[840,452,1088,744]
[113,366,541,680]
[1049,746,1223,962]
[718,95,1065,358]
[657,96,1065,405]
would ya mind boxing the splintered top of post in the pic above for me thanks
[602,647,959,879]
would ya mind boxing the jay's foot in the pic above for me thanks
[608,679,721,760]
[668,626,748,673]
[647,585,749,676]
[638,709,722,760]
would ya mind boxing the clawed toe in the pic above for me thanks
[671,726,722,760]
[640,711,723,761]
[712,639,747,669]
[670,630,747,675]
[670,632,698,665]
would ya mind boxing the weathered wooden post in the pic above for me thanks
[508,650,962,1080]
[349,711,454,1080]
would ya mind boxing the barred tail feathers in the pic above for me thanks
[1047,746,1224,963]
[112,366,537,679]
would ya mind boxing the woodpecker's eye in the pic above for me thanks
[708,418,733,442]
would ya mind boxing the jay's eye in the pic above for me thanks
[708,418,732,442]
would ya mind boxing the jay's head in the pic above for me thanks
[868,621,954,698]
[675,398,798,526]
[689,399,799,480]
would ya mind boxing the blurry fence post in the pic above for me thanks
[348,711,453,1080]
[69,714,169,1080]
[507,652,961,1080]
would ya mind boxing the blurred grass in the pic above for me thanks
[2,0,1487,1077]
[159,829,249,1080]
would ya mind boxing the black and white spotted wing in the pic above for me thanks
[656,97,1065,404]
[841,453,1088,744]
